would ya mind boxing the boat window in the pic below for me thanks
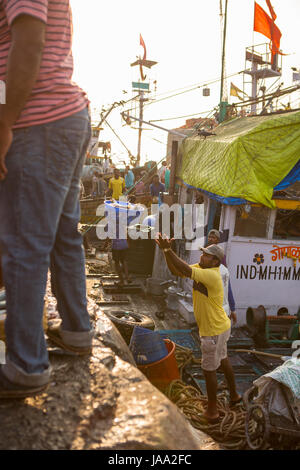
[234,206,270,238]
[273,209,300,240]
[185,187,193,204]
[212,201,222,231]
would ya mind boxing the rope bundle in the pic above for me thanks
[163,343,255,450]
[164,379,249,449]
[173,343,202,372]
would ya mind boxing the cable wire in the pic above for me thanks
[149,108,216,123]
[125,70,244,114]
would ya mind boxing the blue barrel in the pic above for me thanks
[129,326,168,365]
[105,200,144,225]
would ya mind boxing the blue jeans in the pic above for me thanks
[0,108,93,385]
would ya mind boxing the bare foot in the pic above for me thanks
[202,410,220,423]
[229,394,242,406]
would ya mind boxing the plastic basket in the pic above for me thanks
[138,339,180,391]
[105,200,144,226]
[158,329,201,358]
[129,326,168,365]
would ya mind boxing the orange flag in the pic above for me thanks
[253,2,281,56]
[139,34,147,81]
[266,0,277,21]
[140,34,147,60]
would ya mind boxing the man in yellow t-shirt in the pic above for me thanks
[108,168,125,200]
[156,234,241,424]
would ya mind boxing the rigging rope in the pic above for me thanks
[163,344,264,450]
[125,71,244,114]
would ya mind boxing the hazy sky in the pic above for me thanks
[70,0,300,165]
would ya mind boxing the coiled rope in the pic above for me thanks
[164,344,258,450]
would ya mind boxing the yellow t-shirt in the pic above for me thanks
[109,177,125,200]
[190,264,231,337]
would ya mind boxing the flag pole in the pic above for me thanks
[219,0,228,122]
[137,89,144,165]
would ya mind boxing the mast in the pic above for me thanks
[219,0,228,122]
[137,90,145,165]
[130,36,157,166]
[219,0,228,103]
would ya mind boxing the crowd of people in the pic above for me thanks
[85,159,172,202]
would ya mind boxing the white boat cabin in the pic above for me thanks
[177,186,300,326]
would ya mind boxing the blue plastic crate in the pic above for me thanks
[130,327,168,365]
[157,329,201,358]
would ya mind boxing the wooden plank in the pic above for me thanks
[103,285,143,294]
[274,199,300,210]
[97,301,130,305]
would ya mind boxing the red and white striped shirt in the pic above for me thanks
[0,0,89,128]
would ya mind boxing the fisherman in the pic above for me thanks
[112,237,130,286]
[124,165,135,192]
[164,164,171,192]
[112,215,131,286]
[0,0,94,398]
[158,160,167,183]
[91,171,100,197]
[206,229,237,325]
[156,234,241,423]
[134,172,146,195]
[97,173,107,198]
[108,168,125,200]
[150,174,165,198]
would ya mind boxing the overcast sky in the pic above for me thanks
[70,0,300,165]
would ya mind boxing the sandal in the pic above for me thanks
[46,325,92,356]
[0,366,48,399]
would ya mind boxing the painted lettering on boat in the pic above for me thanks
[236,265,300,281]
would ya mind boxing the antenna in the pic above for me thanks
[130,36,158,165]
[219,0,229,123]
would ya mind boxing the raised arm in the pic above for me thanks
[155,233,192,278]
[164,250,186,278]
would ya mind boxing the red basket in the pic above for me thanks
[137,339,180,391]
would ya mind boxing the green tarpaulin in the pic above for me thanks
[178,110,300,208]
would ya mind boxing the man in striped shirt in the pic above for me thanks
[0,0,94,398]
